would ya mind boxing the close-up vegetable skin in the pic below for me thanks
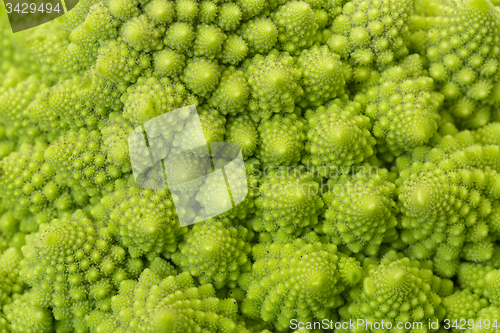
[1,0,500,332]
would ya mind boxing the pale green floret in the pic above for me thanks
[3,0,500,329]
[75,2,120,48]
[242,17,279,54]
[164,22,195,53]
[341,256,451,332]
[198,108,227,143]
[457,262,496,296]
[297,45,346,107]
[29,69,124,131]
[225,113,258,158]
[176,0,199,23]
[100,113,134,169]
[304,101,376,177]
[0,143,78,228]
[246,50,303,120]
[328,0,412,73]
[0,212,20,239]
[25,31,72,81]
[193,24,226,59]
[44,128,124,196]
[96,41,152,83]
[20,210,142,329]
[199,1,218,24]
[172,218,253,288]
[442,289,489,331]
[86,270,250,332]
[239,238,361,331]
[396,145,500,277]
[195,171,236,218]
[0,78,47,150]
[3,293,53,333]
[323,169,398,255]
[218,3,242,31]
[53,42,97,78]
[237,0,265,20]
[0,315,8,333]
[473,122,500,146]
[210,158,260,221]
[410,0,500,127]
[256,113,307,166]
[208,68,249,115]
[221,35,249,65]
[182,57,221,98]
[338,255,364,287]
[153,48,186,77]
[0,76,44,128]
[123,76,196,124]
[301,0,329,9]
[465,306,500,333]
[162,151,209,194]
[144,0,175,24]
[485,269,500,307]
[272,1,319,54]
[121,15,162,51]
[92,186,186,259]
[432,122,500,159]
[357,54,443,155]
[0,248,25,307]
[251,166,323,233]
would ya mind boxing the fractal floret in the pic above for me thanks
[411,0,500,127]
[304,101,376,176]
[323,168,398,255]
[396,144,500,277]
[20,210,144,325]
[172,217,253,288]
[2,0,500,332]
[239,237,362,331]
[355,54,443,155]
[91,184,187,259]
[87,269,250,333]
[339,253,453,332]
[250,166,324,235]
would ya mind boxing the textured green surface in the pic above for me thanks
[1,0,500,332]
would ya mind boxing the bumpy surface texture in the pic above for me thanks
[2,0,500,332]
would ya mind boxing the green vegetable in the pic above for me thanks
[2,0,500,332]
[341,254,452,332]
